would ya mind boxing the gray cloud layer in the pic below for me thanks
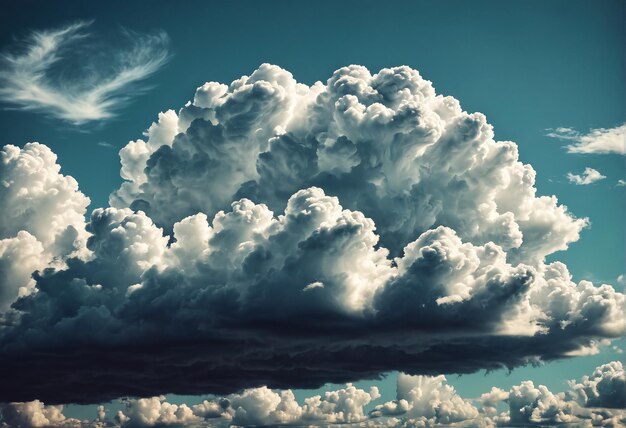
[0,65,624,405]
[0,21,169,124]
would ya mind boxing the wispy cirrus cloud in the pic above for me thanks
[0,21,170,125]
[547,124,626,155]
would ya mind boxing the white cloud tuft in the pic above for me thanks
[566,167,606,185]
[371,373,479,426]
[0,21,169,124]
[0,400,69,428]
[547,124,626,155]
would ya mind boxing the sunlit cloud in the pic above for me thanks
[0,21,170,125]
[1,361,624,427]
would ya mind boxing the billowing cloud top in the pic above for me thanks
[0,64,624,405]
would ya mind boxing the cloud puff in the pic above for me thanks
[0,400,81,428]
[371,374,479,426]
[155,383,379,427]
[0,143,89,311]
[547,124,626,155]
[507,380,578,425]
[567,167,607,185]
[502,363,626,427]
[0,21,169,124]
[0,65,624,405]
[3,361,624,427]
[567,361,626,409]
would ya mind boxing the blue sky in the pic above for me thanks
[0,0,624,424]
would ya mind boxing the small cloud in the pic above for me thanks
[566,167,606,185]
[0,21,170,125]
[547,124,626,155]
[546,127,579,140]
[303,281,324,291]
[617,179,626,187]
[97,141,115,149]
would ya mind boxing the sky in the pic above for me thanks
[0,1,624,427]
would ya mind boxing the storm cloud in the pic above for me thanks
[0,65,624,405]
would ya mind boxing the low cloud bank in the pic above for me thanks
[2,361,624,427]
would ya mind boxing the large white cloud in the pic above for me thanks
[0,65,624,405]
[111,64,587,265]
[0,143,90,311]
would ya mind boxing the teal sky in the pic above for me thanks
[1,0,624,420]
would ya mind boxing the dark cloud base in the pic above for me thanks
[2,360,624,427]
[0,332,594,404]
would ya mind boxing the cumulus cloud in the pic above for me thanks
[3,361,624,427]
[0,400,83,428]
[567,167,606,185]
[567,361,626,409]
[547,124,626,155]
[114,396,198,427]
[0,143,90,311]
[507,380,577,425]
[0,65,624,405]
[111,64,588,265]
[486,361,626,427]
[502,363,626,427]
[0,21,169,124]
[189,383,380,427]
[370,373,479,426]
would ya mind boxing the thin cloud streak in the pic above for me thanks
[547,124,626,155]
[0,21,170,125]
